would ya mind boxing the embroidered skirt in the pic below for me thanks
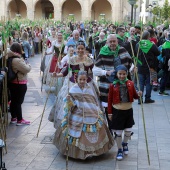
[53,123,114,160]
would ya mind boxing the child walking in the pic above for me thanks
[53,71,114,159]
[107,65,142,161]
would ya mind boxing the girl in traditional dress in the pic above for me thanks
[107,65,142,161]
[48,41,100,130]
[43,32,65,92]
[54,71,114,159]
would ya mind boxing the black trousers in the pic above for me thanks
[8,83,27,121]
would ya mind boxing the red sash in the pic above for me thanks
[49,55,61,73]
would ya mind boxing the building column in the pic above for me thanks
[27,9,34,20]
[54,9,62,21]
[111,0,123,22]
[82,9,91,21]
[0,0,6,20]
[53,0,62,21]
[26,0,34,20]
[81,0,91,21]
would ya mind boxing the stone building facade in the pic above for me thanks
[0,0,141,22]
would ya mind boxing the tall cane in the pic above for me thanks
[66,54,71,170]
[129,37,150,165]
[36,77,54,138]
[37,40,64,138]
[1,23,8,154]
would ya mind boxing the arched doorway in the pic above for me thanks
[62,0,82,21]
[91,0,112,21]
[34,0,54,19]
[7,0,27,19]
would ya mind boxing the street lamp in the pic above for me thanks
[128,0,137,23]
[134,4,138,24]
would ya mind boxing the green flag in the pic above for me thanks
[162,41,170,49]
[139,40,153,54]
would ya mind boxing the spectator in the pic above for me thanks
[8,42,31,125]
[21,32,31,59]
[34,27,41,55]
[136,31,160,104]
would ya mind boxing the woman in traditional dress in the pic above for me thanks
[44,28,57,68]
[43,32,65,93]
[54,71,114,159]
[48,41,100,129]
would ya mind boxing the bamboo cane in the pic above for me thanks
[1,21,8,154]
[66,52,71,170]
[36,77,54,138]
[37,37,64,138]
[129,32,150,165]
[3,32,8,130]
[0,107,7,154]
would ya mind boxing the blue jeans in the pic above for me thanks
[160,71,169,92]
[92,49,95,56]
[34,42,39,54]
[138,73,152,100]
[23,41,31,58]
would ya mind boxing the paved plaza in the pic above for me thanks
[2,55,170,170]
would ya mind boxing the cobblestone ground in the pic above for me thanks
[2,54,170,170]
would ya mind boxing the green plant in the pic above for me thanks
[162,0,170,20]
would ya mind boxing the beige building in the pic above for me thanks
[0,0,141,22]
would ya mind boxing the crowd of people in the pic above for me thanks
[1,20,170,161]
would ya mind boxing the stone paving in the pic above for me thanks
[2,54,170,170]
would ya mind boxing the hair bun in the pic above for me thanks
[77,40,85,47]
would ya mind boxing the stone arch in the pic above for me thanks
[7,0,27,19]
[90,0,113,9]
[7,0,27,7]
[34,0,54,19]
[61,0,82,21]
[91,0,112,21]
[60,0,82,9]
[33,0,55,7]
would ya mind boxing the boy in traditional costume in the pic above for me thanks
[108,65,142,160]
